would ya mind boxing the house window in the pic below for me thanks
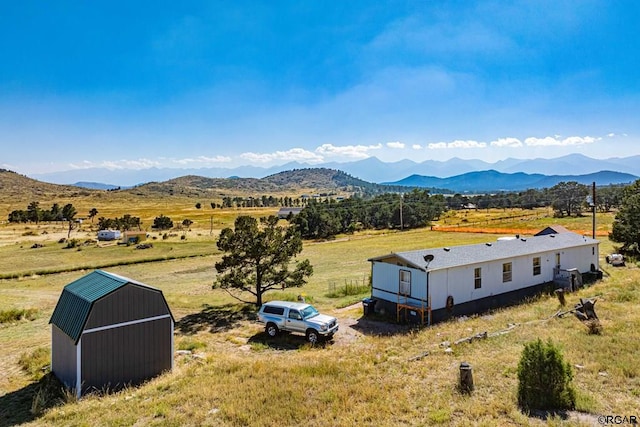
[533,257,541,276]
[555,253,561,269]
[399,270,411,296]
[474,267,482,289]
[502,262,512,283]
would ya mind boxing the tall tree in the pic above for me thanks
[152,215,173,230]
[550,181,589,217]
[214,215,313,306]
[27,201,41,223]
[610,179,640,254]
[62,203,77,238]
[88,208,99,222]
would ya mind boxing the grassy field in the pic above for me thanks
[1,207,638,426]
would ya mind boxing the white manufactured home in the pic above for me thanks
[368,231,600,325]
[97,229,121,241]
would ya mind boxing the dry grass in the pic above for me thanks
[0,206,637,426]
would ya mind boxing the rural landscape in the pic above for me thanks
[1,167,640,426]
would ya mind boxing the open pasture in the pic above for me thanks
[1,204,638,426]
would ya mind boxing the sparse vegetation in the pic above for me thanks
[0,308,38,323]
[517,339,576,412]
[1,172,639,425]
[18,347,51,381]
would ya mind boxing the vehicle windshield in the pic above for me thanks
[301,305,319,319]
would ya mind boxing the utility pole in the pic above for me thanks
[592,182,596,239]
[399,193,404,230]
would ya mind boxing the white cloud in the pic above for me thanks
[173,155,232,165]
[69,158,161,170]
[412,144,422,150]
[524,136,599,146]
[386,141,405,149]
[490,137,522,148]
[450,140,486,148]
[428,142,448,149]
[429,140,486,149]
[240,148,324,164]
[607,133,616,138]
[315,143,382,159]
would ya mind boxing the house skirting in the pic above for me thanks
[372,282,554,325]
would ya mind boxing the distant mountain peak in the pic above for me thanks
[28,154,640,187]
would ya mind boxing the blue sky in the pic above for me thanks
[2,1,640,175]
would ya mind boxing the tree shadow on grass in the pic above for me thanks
[0,373,66,427]
[176,303,257,335]
[247,331,333,351]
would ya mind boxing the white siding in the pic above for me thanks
[373,243,599,311]
[371,262,427,304]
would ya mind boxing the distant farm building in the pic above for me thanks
[277,207,303,219]
[534,225,572,236]
[368,230,600,325]
[97,229,121,241]
[49,270,174,397]
[122,230,148,244]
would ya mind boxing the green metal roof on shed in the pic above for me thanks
[49,270,164,344]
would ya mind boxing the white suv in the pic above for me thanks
[257,301,339,344]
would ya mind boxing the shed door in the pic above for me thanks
[81,318,172,393]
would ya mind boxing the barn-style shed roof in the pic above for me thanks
[368,232,598,272]
[534,225,572,236]
[49,270,171,343]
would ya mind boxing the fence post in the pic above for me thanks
[459,362,474,394]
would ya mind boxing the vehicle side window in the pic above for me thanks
[263,305,285,315]
[288,310,302,320]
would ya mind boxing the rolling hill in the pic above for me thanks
[130,168,418,197]
[0,169,97,200]
[0,168,405,203]
[3,167,638,207]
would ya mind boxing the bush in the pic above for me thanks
[64,239,79,249]
[18,347,51,381]
[517,338,576,411]
[0,308,38,323]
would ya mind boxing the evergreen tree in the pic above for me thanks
[214,215,313,306]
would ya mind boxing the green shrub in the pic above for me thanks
[0,308,38,323]
[64,239,79,249]
[18,347,51,381]
[177,339,206,352]
[517,338,575,411]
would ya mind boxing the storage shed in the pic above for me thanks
[49,270,174,397]
[277,207,303,219]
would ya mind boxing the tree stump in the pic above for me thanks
[459,362,474,394]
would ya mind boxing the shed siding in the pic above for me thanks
[80,317,172,393]
[51,324,77,390]
[84,285,169,329]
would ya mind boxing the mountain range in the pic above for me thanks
[30,154,640,188]
[2,166,637,200]
[384,170,637,192]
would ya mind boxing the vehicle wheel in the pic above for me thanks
[265,323,279,337]
[306,329,320,345]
